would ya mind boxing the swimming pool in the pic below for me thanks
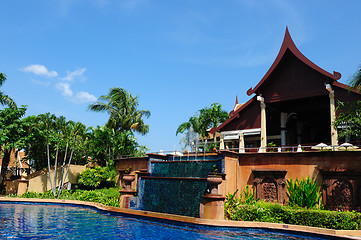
[0,201,350,239]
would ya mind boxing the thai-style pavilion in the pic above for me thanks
[211,27,361,152]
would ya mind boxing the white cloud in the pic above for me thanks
[76,91,97,103]
[23,64,58,77]
[30,79,51,87]
[56,82,73,97]
[61,67,87,81]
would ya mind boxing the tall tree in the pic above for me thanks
[334,65,361,141]
[86,126,147,167]
[0,106,28,185]
[200,103,229,143]
[334,100,361,140]
[89,88,150,135]
[176,103,229,148]
[0,73,17,109]
[34,113,87,197]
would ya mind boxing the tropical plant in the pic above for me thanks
[334,100,361,140]
[176,103,229,149]
[37,113,87,198]
[225,200,361,230]
[176,115,202,151]
[286,177,322,209]
[349,64,361,89]
[86,126,147,167]
[21,114,88,171]
[78,166,116,189]
[333,65,361,141]
[224,186,259,219]
[199,103,229,143]
[0,106,28,185]
[0,73,17,109]
[18,187,121,207]
[89,87,150,135]
[225,189,241,218]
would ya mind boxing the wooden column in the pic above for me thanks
[219,135,225,150]
[238,132,245,153]
[280,112,287,147]
[258,96,267,152]
[329,90,338,147]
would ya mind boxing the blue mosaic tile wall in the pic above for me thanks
[140,178,208,217]
[150,160,222,178]
[136,154,225,217]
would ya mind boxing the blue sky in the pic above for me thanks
[1,0,361,153]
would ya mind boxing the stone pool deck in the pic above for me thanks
[1,197,360,239]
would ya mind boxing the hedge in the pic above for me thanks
[228,201,361,230]
[16,188,120,207]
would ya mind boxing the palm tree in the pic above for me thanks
[176,116,202,136]
[0,73,17,109]
[176,115,202,151]
[350,66,361,89]
[177,103,229,140]
[89,88,150,135]
[201,103,229,143]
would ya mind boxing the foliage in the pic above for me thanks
[86,126,147,167]
[200,103,229,136]
[176,103,229,149]
[124,166,132,174]
[205,142,218,151]
[89,87,150,135]
[266,142,276,147]
[349,64,361,89]
[0,106,29,185]
[334,100,361,140]
[286,177,322,209]
[211,165,218,174]
[15,112,146,179]
[226,201,361,230]
[17,187,120,207]
[225,186,259,219]
[0,73,17,109]
[35,113,87,198]
[78,167,117,189]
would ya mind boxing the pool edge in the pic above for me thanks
[1,197,360,240]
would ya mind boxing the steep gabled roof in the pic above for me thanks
[211,28,361,135]
[246,27,341,96]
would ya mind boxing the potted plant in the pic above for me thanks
[122,166,135,191]
[206,165,223,195]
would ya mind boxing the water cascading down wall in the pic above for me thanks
[137,154,224,218]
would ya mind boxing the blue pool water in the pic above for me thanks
[0,202,343,240]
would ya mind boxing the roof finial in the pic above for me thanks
[233,95,239,111]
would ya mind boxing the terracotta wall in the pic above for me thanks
[115,156,148,189]
[27,165,86,193]
[115,157,148,172]
[223,150,361,197]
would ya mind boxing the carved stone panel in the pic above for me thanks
[252,169,287,204]
[262,178,278,201]
[320,169,361,211]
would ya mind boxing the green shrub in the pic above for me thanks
[226,201,361,230]
[16,188,120,207]
[225,186,259,218]
[286,177,322,209]
[78,167,117,189]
